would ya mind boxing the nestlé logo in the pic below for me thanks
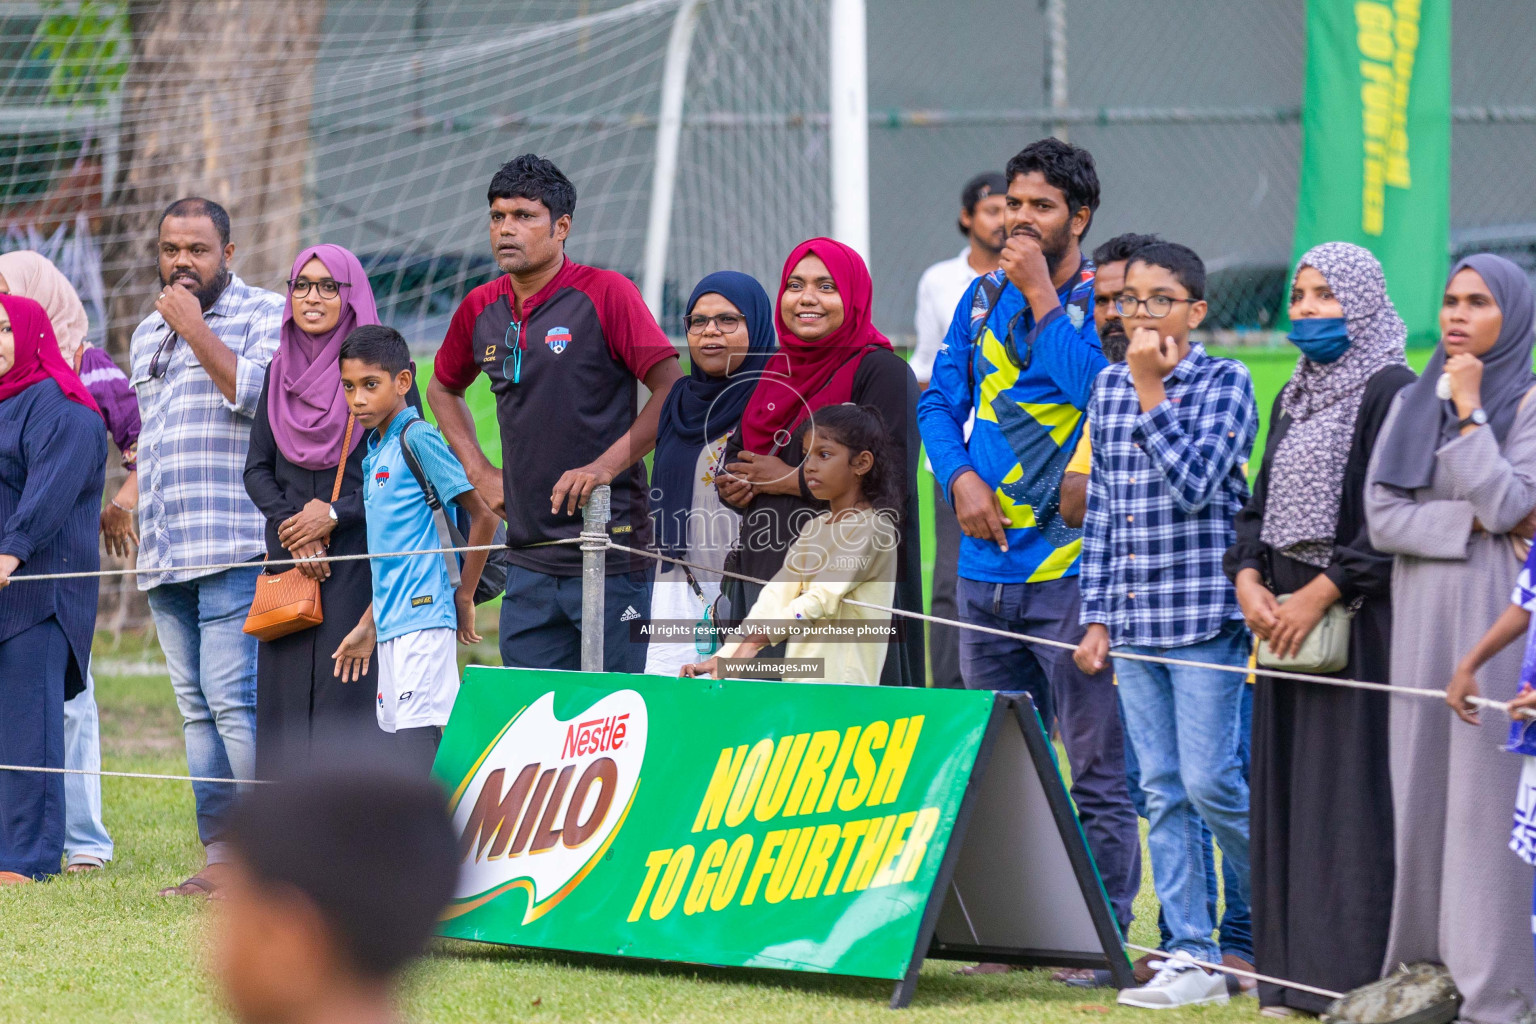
[445,690,647,923]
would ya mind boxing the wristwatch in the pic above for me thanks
[328,505,339,522]
[1458,408,1489,429]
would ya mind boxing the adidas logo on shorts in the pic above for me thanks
[619,605,640,622]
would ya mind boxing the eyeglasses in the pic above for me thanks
[148,329,178,379]
[999,309,1033,370]
[684,313,744,335]
[288,278,346,299]
[502,320,524,384]
[1114,294,1195,319]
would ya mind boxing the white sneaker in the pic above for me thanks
[1116,951,1230,1009]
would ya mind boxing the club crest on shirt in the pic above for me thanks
[375,469,390,488]
[545,326,571,354]
[1067,304,1085,330]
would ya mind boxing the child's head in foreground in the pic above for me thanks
[216,768,457,1024]
[340,324,413,431]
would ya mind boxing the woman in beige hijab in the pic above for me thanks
[0,249,138,872]
[0,252,138,552]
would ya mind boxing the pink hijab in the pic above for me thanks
[269,245,379,469]
[739,238,892,452]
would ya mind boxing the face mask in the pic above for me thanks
[1287,317,1351,363]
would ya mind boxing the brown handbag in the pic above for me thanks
[242,414,356,642]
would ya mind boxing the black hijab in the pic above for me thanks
[1373,253,1536,491]
[652,271,776,558]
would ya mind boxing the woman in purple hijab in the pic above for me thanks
[244,245,419,778]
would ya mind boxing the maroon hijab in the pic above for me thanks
[268,245,380,469]
[739,238,892,453]
[0,293,100,416]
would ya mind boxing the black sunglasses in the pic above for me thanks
[148,329,178,380]
[1000,309,1032,371]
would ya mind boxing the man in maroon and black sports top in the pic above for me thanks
[429,154,681,672]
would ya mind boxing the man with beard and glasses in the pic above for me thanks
[129,197,283,898]
[912,171,1006,689]
[918,139,1142,966]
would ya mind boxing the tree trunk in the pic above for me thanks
[101,0,323,354]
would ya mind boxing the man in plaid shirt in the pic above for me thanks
[129,198,282,898]
[1074,243,1258,1009]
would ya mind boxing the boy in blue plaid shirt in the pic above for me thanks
[1073,243,1258,1008]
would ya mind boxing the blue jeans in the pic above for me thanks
[499,564,653,673]
[63,667,114,863]
[957,576,1143,932]
[147,566,260,861]
[1115,620,1252,962]
[1123,681,1253,959]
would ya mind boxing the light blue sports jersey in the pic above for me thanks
[362,406,474,642]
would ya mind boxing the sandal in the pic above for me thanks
[157,873,217,898]
[1133,952,1162,985]
[65,855,105,874]
[0,870,34,886]
[957,962,1017,976]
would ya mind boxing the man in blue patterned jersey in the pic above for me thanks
[918,139,1141,945]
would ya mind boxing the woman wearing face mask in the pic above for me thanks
[244,245,419,778]
[1367,253,1536,1024]
[1225,242,1414,1012]
[717,239,923,686]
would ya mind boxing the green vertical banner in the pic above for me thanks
[1292,0,1451,342]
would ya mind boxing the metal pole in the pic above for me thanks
[1044,0,1069,141]
[580,484,612,672]
[829,0,870,258]
[641,0,706,320]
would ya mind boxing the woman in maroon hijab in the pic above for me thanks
[0,294,105,882]
[719,238,923,686]
[244,246,419,777]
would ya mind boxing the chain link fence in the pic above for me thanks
[5,1,1535,346]
[3,0,1536,630]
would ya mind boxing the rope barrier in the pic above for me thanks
[0,763,267,785]
[1122,942,1344,1000]
[1,543,512,583]
[603,541,1520,719]
[0,529,1520,800]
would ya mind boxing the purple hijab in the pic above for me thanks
[269,245,379,470]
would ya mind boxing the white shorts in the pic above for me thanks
[376,628,460,733]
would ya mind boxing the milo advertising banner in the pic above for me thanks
[432,669,1131,1007]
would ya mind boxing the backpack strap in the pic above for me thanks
[966,273,1006,398]
[398,419,465,588]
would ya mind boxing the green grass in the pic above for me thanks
[0,656,1259,1024]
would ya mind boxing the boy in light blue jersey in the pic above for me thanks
[331,325,499,772]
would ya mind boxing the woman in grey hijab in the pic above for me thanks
[1227,242,1415,1013]
[1366,253,1536,1024]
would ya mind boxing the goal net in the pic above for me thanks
[0,0,831,349]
